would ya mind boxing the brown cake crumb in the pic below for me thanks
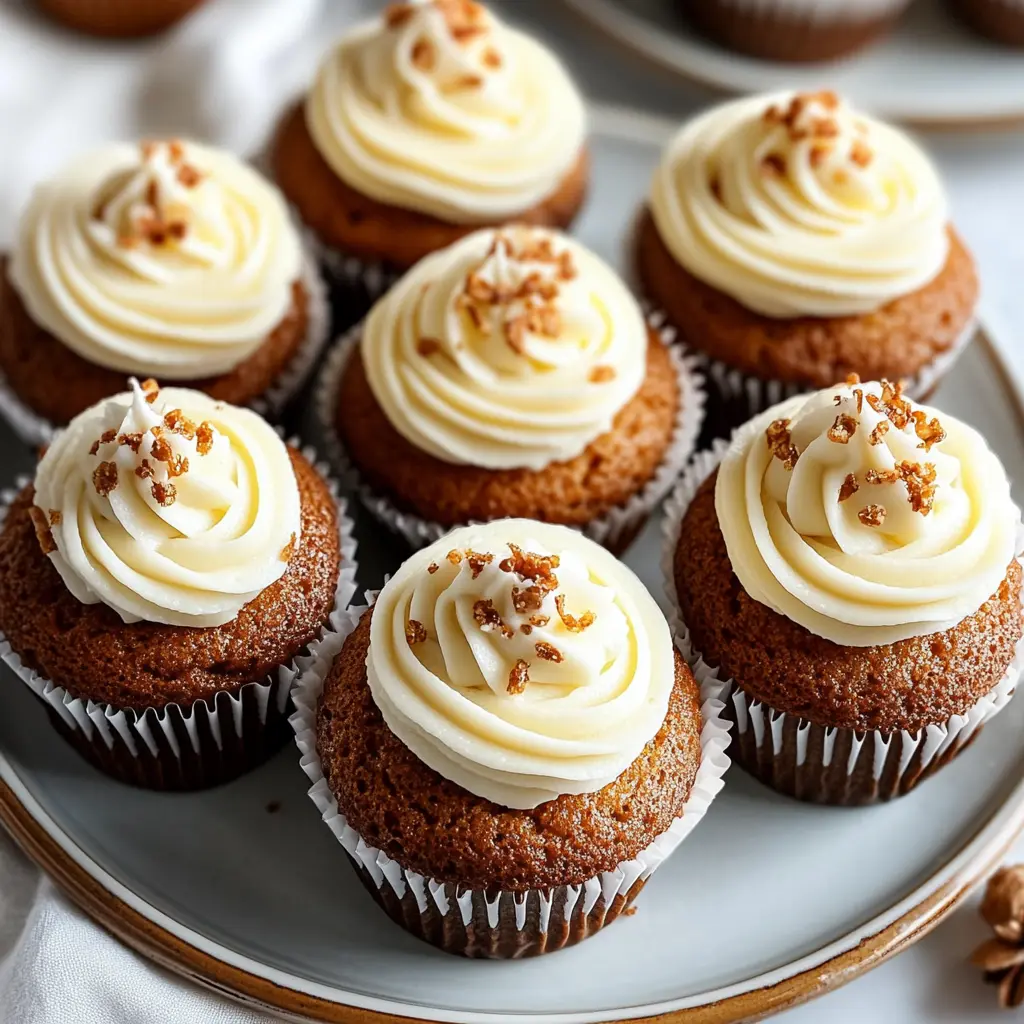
[858,504,887,527]
[555,594,595,633]
[766,418,799,470]
[507,659,530,695]
[151,481,176,507]
[92,462,118,497]
[535,641,563,663]
[838,473,859,502]
[406,619,427,645]
[28,507,56,555]
[827,414,857,444]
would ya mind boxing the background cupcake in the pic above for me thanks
[270,0,588,297]
[950,0,1024,45]
[679,0,910,62]
[318,225,704,553]
[636,91,978,423]
[0,139,328,446]
[37,0,206,38]
[292,519,730,957]
[0,379,356,790]
[665,377,1023,805]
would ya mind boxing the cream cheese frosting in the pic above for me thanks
[31,379,301,628]
[650,91,949,319]
[715,378,1020,647]
[367,519,676,808]
[305,0,586,223]
[9,140,302,379]
[361,226,648,471]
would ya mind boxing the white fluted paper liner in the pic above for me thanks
[287,591,730,953]
[660,440,1024,801]
[314,312,706,552]
[298,221,399,304]
[696,316,978,421]
[0,247,329,449]
[0,440,359,788]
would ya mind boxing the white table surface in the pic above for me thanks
[2,0,1023,1020]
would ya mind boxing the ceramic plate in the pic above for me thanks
[1,108,1024,1024]
[562,0,1024,127]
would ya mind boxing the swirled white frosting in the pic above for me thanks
[715,380,1020,647]
[32,379,301,628]
[305,0,586,223]
[361,226,648,471]
[650,91,949,318]
[9,140,302,378]
[367,519,676,808]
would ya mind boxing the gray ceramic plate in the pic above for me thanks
[1,108,1023,1024]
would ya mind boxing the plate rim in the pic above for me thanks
[561,0,1024,130]
[2,105,1024,1022]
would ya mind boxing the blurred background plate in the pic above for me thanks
[1,107,1024,1024]
[561,0,1024,127]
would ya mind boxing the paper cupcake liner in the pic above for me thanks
[287,594,731,958]
[0,441,359,792]
[660,440,1024,806]
[314,313,706,554]
[298,222,399,311]
[695,316,978,425]
[0,247,330,450]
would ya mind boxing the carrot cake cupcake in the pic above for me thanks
[679,0,909,62]
[270,0,588,292]
[950,0,1024,45]
[665,376,1022,804]
[0,139,327,445]
[0,378,355,790]
[636,91,978,419]
[318,225,704,553]
[292,519,730,957]
[38,0,206,37]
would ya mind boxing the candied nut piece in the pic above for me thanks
[507,659,530,695]
[766,419,799,470]
[405,619,428,645]
[858,504,886,528]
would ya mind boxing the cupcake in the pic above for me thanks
[950,0,1024,46]
[318,225,705,553]
[37,0,206,37]
[270,0,588,297]
[665,377,1023,805]
[0,379,356,790]
[679,0,909,62]
[292,519,730,957]
[636,91,978,422]
[0,139,328,446]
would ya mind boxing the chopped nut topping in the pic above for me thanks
[761,153,786,177]
[710,174,723,203]
[151,481,176,507]
[866,379,912,429]
[411,38,436,71]
[869,421,890,446]
[406,619,428,645]
[850,139,874,167]
[520,624,533,635]
[92,461,118,497]
[827,414,857,444]
[135,459,155,480]
[897,460,938,515]
[838,474,859,502]
[535,641,563,663]
[151,435,175,464]
[507,659,530,695]
[28,507,57,555]
[417,337,442,357]
[141,379,160,404]
[88,429,117,457]
[385,2,415,28]
[846,372,861,386]
[176,163,202,189]
[427,562,440,574]
[466,550,493,579]
[766,418,799,470]
[555,594,595,633]
[166,454,189,478]
[48,509,62,526]
[853,388,864,414]
[528,614,550,628]
[447,549,463,564]
[499,543,560,591]
[763,92,841,143]
[858,504,887,528]
[589,365,616,384]
[809,143,831,169]
[512,585,545,614]
[912,410,946,452]
[456,73,483,89]
[865,469,899,485]
[473,599,514,639]
[482,46,502,68]
[279,532,296,562]
[164,409,196,439]
[118,432,143,452]
[195,422,215,456]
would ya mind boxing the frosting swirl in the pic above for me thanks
[306,0,586,223]
[716,379,1020,647]
[9,140,302,378]
[361,226,648,471]
[650,91,949,318]
[368,519,675,808]
[31,379,301,628]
